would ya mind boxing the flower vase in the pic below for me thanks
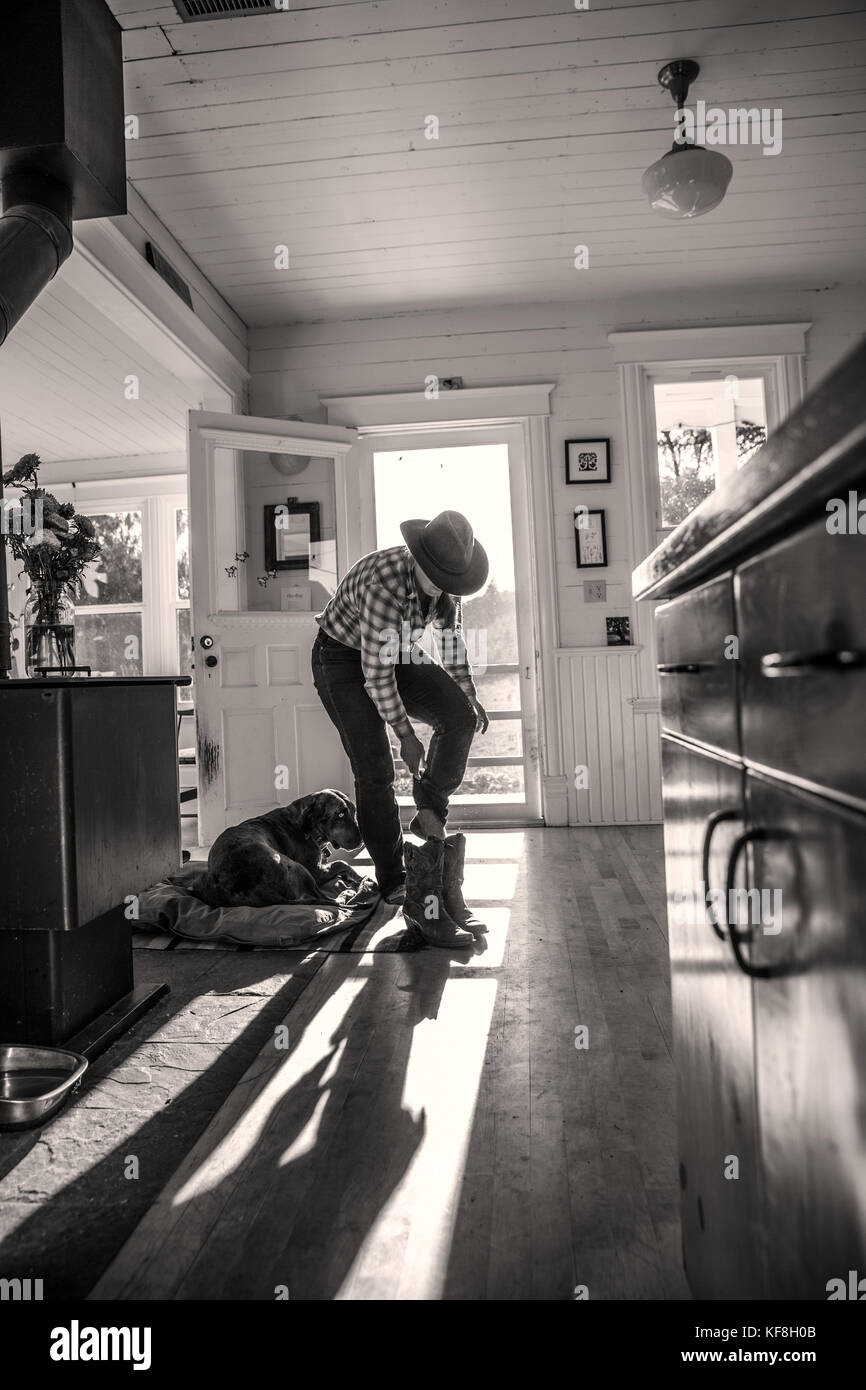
[23,581,76,677]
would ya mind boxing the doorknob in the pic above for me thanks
[205,654,218,668]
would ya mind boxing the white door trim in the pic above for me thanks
[321,382,556,428]
[323,384,566,826]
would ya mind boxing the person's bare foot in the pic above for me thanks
[409,809,446,840]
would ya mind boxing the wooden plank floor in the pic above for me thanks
[87,825,690,1302]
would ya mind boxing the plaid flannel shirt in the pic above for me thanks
[315,544,477,736]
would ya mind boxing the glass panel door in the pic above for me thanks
[370,436,539,822]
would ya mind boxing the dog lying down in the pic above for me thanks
[200,789,365,908]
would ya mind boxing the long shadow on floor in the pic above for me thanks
[154,946,459,1300]
[0,949,350,1297]
[0,937,462,1301]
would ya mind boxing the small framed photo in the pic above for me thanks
[606,616,632,646]
[264,497,321,573]
[565,438,611,485]
[574,508,608,568]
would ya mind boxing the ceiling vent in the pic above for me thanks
[171,0,275,21]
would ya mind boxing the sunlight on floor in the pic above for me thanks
[335,973,499,1300]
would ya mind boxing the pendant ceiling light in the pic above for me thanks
[642,60,733,219]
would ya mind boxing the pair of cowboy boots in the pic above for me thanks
[403,833,487,949]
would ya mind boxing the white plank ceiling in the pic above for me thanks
[110,0,866,324]
[0,273,197,462]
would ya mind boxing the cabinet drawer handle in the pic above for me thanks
[724,829,774,979]
[657,662,704,675]
[700,808,739,940]
[761,649,866,676]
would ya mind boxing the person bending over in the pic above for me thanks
[311,510,489,949]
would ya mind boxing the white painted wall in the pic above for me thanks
[246,283,864,823]
[249,283,865,648]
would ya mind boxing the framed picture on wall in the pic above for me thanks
[264,498,321,573]
[565,437,611,484]
[606,616,632,646]
[574,507,608,568]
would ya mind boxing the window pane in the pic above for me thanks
[75,612,143,677]
[459,764,524,798]
[176,508,190,600]
[462,579,518,665]
[393,761,524,800]
[473,669,520,712]
[77,512,143,605]
[176,606,194,703]
[653,378,767,528]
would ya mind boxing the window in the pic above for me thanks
[652,374,768,528]
[76,511,145,677]
[173,506,194,703]
[46,484,192,692]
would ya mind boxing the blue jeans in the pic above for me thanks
[311,629,476,888]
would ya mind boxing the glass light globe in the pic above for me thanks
[642,144,733,219]
[268,451,311,477]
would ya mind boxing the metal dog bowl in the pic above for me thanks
[0,1044,88,1131]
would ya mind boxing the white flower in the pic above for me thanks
[29,529,61,550]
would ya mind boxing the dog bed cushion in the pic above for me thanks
[136,862,380,949]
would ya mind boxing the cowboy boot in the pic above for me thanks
[443,833,487,935]
[403,839,474,949]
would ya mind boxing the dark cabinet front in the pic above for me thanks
[744,773,866,1299]
[0,678,183,1043]
[661,736,763,1299]
[638,338,866,1300]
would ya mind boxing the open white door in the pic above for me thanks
[187,411,358,845]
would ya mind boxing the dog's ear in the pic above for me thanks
[300,792,330,842]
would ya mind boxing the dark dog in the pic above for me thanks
[201,789,364,908]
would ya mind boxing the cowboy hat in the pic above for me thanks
[400,510,489,596]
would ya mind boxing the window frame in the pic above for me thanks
[640,357,781,544]
[48,478,189,681]
[609,324,808,707]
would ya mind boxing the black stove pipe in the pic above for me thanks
[0,171,73,346]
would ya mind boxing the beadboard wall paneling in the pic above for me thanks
[558,647,662,825]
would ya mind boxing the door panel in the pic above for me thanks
[745,772,866,1298]
[187,411,357,842]
[359,427,542,822]
[661,736,763,1298]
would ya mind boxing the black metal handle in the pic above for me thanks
[761,649,866,676]
[724,829,774,978]
[700,808,740,940]
[657,662,704,674]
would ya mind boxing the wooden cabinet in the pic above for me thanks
[634,337,866,1299]
[661,737,763,1298]
[737,518,866,808]
[744,773,866,1298]
[656,574,738,755]
[0,677,185,1044]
